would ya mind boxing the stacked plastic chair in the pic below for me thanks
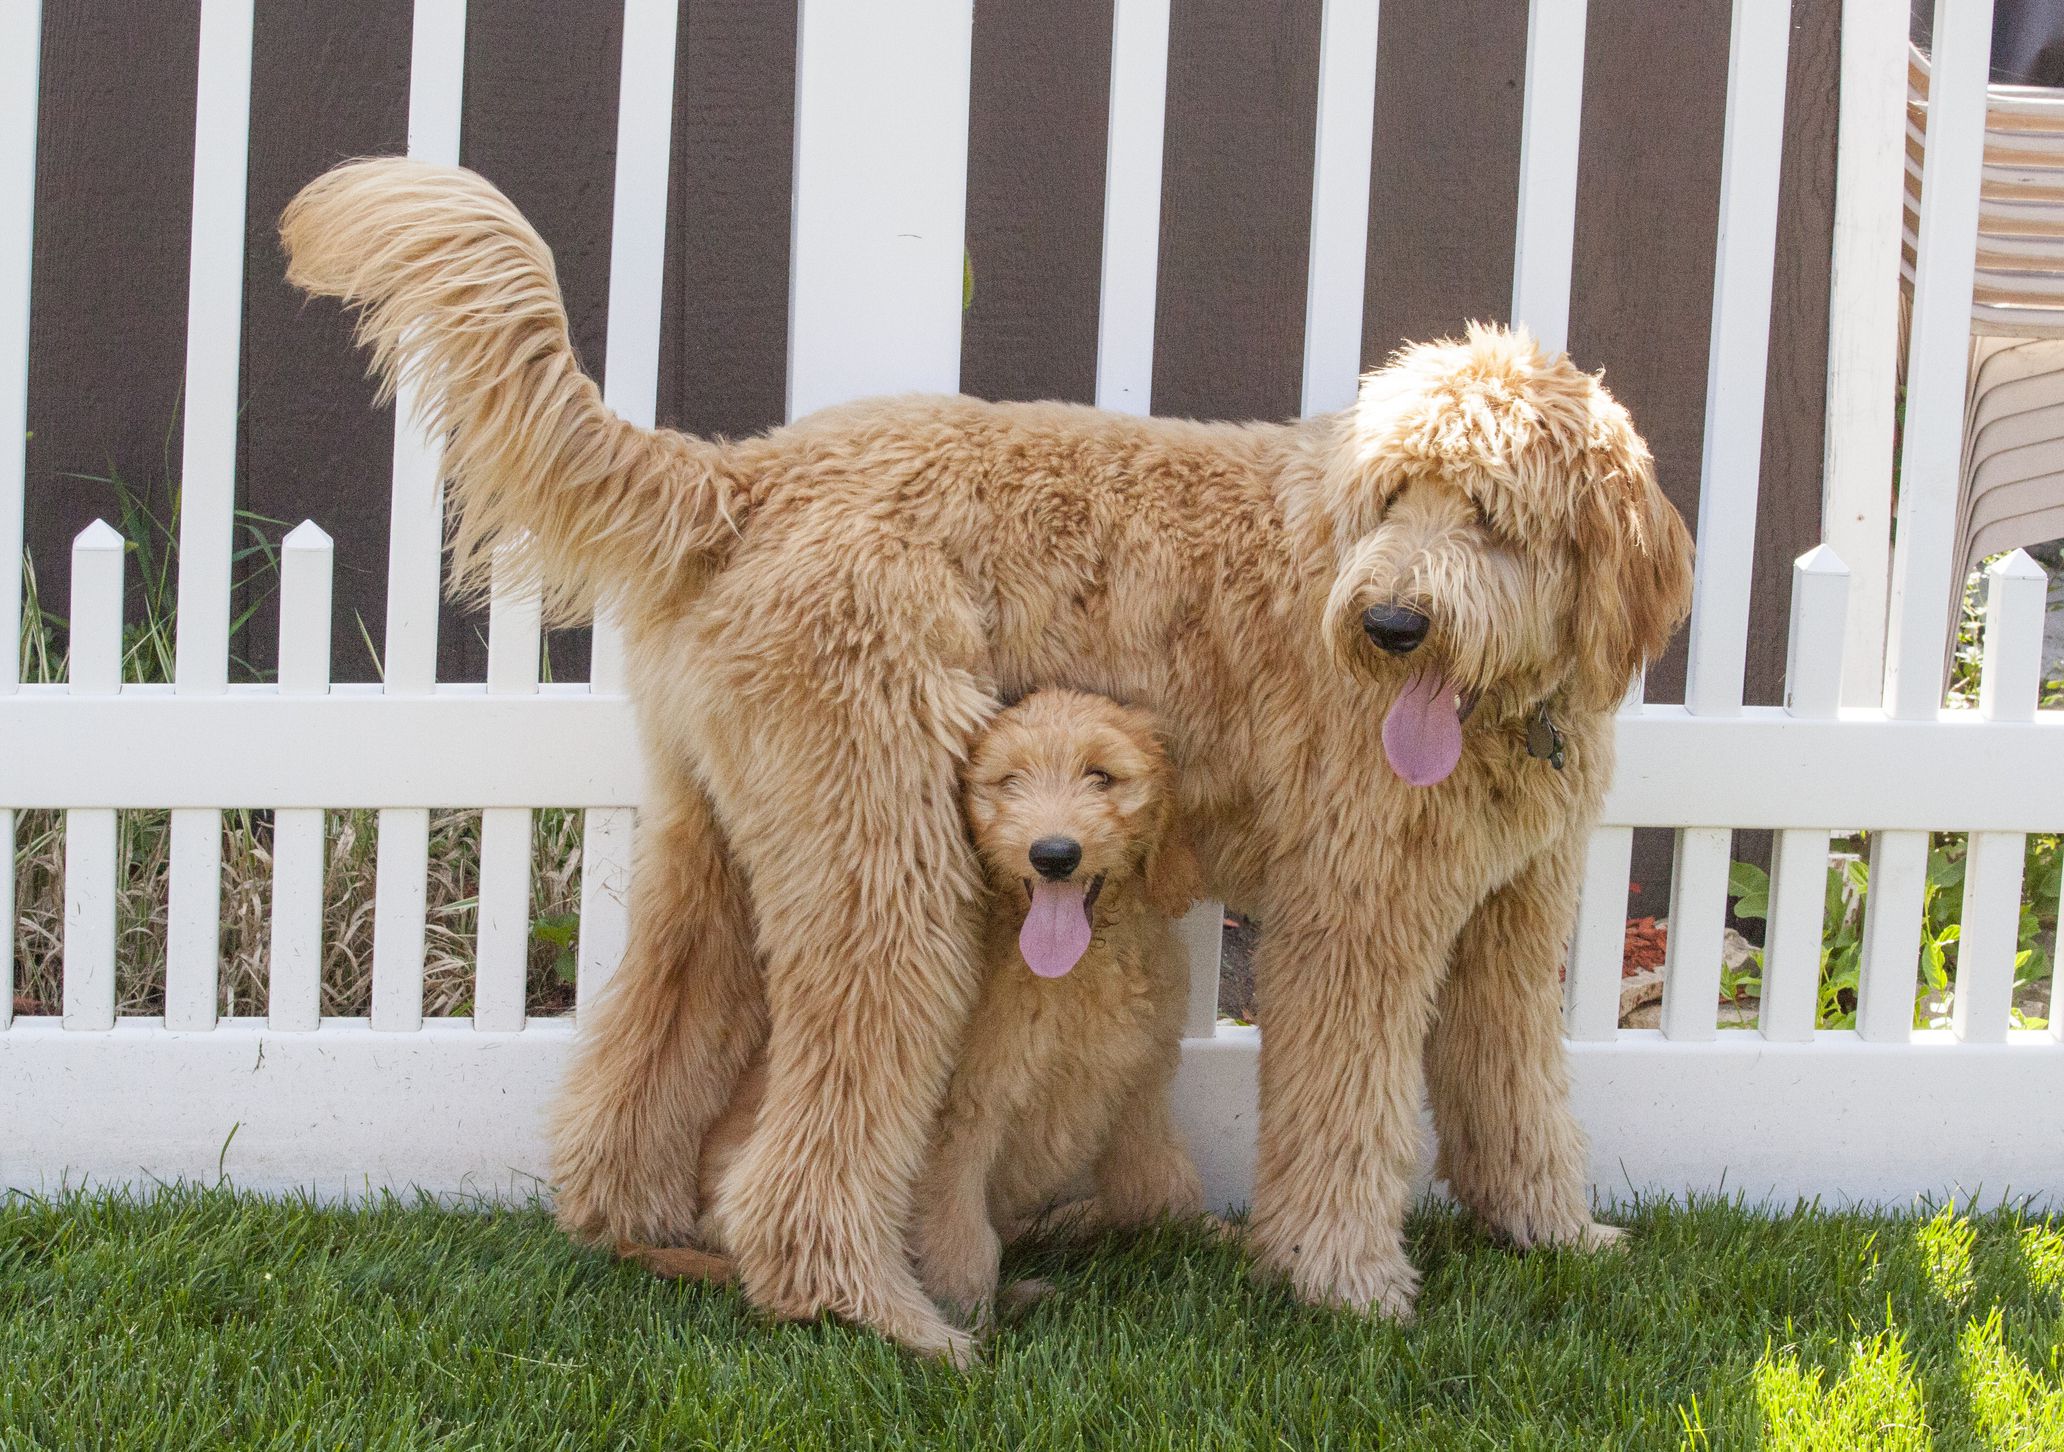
[1907,43,2064,619]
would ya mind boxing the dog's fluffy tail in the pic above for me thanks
[281,157,741,620]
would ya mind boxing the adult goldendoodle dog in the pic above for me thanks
[624,688,1206,1349]
[282,159,1694,1360]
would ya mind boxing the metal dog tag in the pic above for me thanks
[1526,707,1565,770]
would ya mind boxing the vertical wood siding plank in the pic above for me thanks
[268,522,332,1032]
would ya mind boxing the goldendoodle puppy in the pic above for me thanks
[281,159,1694,1361]
[624,689,1205,1349]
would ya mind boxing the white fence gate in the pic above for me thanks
[3,0,2060,1212]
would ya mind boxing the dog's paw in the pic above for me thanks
[1250,1234,1420,1323]
[996,1277,1058,1322]
[1568,1220,1628,1254]
[883,1304,981,1370]
[551,1142,701,1250]
[1497,1212,1628,1255]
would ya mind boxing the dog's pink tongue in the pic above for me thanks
[1020,880,1093,978]
[1382,667,1464,787]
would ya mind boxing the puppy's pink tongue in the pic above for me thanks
[1020,880,1093,978]
[1382,667,1464,787]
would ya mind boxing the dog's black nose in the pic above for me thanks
[1027,837,1082,881]
[1362,603,1430,655]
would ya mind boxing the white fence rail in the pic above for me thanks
[4,0,2062,1212]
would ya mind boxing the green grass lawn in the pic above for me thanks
[1,1189,2060,1450]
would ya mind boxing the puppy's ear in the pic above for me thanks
[1142,818,1204,919]
[1565,398,1694,711]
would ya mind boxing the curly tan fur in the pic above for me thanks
[281,159,1693,1359]
[650,691,1206,1351]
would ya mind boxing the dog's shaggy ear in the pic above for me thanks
[1565,396,1695,711]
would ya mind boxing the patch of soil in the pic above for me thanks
[1218,914,1258,1023]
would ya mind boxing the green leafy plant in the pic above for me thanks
[1722,833,2055,1032]
[531,911,582,986]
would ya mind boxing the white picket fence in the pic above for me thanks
[3,0,2061,1213]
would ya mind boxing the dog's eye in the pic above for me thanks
[994,773,1021,791]
[1085,768,1113,789]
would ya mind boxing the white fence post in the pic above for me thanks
[1882,0,1992,719]
[1952,550,2044,1042]
[1299,0,1381,416]
[1760,546,1849,1041]
[786,0,975,418]
[1859,0,1993,1044]
[1094,0,1172,415]
[1565,826,1634,1041]
[164,0,256,1033]
[1821,0,1907,709]
[572,0,680,1013]
[371,0,468,1035]
[62,522,124,1031]
[477,549,540,1031]
[1680,0,1792,717]
[1659,828,1732,1041]
[268,522,332,1032]
[1510,0,1588,353]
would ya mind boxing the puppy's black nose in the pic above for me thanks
[1027,837,1082,881]
[1362,603,1430,655]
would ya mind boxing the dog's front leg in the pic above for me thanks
[1426,831,1621,1252]
[1245,884,1456,1321]
[911,1118,1007,1327]
[549,773,761,1247]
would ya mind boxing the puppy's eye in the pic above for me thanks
[1085,768,1113,789]
[998,773,1022,790]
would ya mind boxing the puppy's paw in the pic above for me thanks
[996,1277,1058,1322]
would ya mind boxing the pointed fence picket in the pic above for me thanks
[268,523,332,1033]
[1953,550,2046,1042]
[3,0,2063,1213]
[62,523,124,1032]
[1760,546,1851,1042]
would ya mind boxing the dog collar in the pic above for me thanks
[1525,704,1565,770]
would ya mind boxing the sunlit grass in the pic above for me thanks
[1750,1327,1930,1452]
[4,1191,2063,1449]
